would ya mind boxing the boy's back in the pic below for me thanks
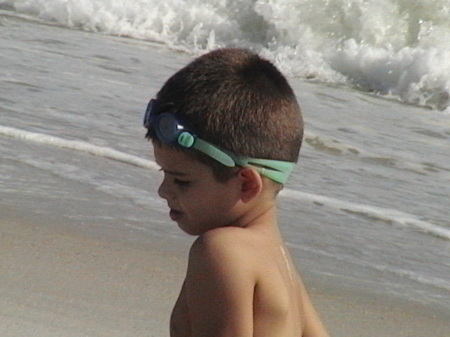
[171,224,327,336]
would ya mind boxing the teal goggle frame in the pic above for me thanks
[143,99,295,184]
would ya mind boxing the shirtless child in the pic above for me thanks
[143,48,329,337]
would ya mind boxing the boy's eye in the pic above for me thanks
[174,178,191,187]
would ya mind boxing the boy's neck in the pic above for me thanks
[229,199,283,240]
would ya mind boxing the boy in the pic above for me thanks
[144,48,329,337]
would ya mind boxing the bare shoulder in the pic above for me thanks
[189,226,255,269]
[191,227,255,253]
[184,227,256,335]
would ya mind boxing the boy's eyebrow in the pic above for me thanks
[155,161,189,176]
[162,169,189,176]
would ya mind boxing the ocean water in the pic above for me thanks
[1,0,449,316]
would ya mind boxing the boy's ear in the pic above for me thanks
[237,167,263,203]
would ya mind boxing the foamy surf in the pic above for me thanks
[280,189,450,241]
[1,0,449,111]
[2,125,448,241]
[0,125,159,170]
[288,240,450,294]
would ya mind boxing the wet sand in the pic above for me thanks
[1,206,448,337]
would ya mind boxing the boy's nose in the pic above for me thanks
[158,178,171,200]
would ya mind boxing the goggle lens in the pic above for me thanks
[156,113,183,144]
[143,99,157,129]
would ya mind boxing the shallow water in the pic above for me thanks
[1,7,449,314]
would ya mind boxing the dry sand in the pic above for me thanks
[1,206,449,337]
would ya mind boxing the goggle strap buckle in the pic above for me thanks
[178,132,195,148]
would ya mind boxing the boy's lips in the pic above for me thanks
[169,209,183,221]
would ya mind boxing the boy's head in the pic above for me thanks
[145,48,303,184]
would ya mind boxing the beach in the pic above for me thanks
[1,206,184,337]
[1,206,449,337]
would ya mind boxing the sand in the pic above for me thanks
[1,206,449,337]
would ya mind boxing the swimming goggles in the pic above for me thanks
[143,99,295,184]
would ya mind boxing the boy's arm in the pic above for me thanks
[296,275,330,337]
[185,230,254,337]
[170,281,191,337]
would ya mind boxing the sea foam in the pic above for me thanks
[1,0,449,111]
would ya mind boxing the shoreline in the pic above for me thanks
[1,206,449,337]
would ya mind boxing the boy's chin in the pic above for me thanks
[173,217,196,235]
[176,220,209,236]
[178,225,202,236]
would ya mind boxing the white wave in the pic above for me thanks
[0,125,159,170]
[2,125,449,240]
[1,0,449,110]
[280,189,450,241]
[289,242,450,293]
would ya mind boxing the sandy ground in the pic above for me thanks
[1,207,449,337]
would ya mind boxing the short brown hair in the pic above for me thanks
[146,48,303,179]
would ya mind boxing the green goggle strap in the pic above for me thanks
[235,158,295,185]
[178,132,236,167]
[177,132,295,184]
